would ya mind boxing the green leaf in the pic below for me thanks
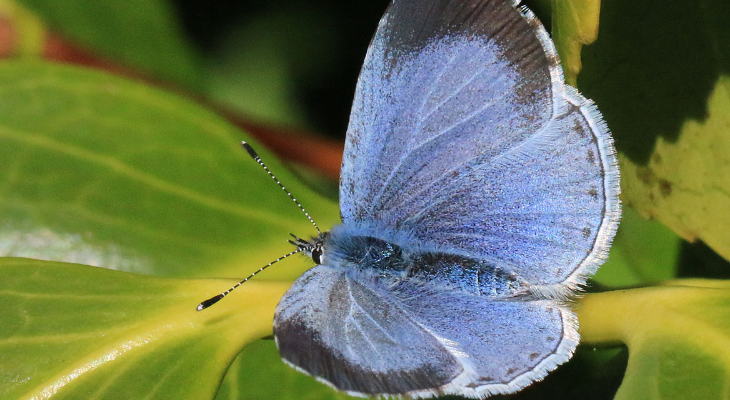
[617,77,730,262]
[0,60,339,280]
[593,207,682,287]
[14,0,203,89]
[216,341,358,400]
[579,0,730,261]
[205,5,339,129]
[0,59,343,400]
[577,280,730,399]
[550,0,601,86]
[0,257,290,400]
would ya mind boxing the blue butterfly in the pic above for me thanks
[204,0,620,398]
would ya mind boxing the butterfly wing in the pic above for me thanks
[339,0,620,288]
[274,265,576,398]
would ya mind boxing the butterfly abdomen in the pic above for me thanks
[326,232,526,298]
[408,252,527,297]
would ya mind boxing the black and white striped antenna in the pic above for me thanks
[196,249,301,311]
[196,141,321,311]
[241,141,321,235]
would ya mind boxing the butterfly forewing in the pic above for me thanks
[274,264,576,398]
[339,0,619,288]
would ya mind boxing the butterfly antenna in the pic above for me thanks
[241,141,321,235]
[196,248,302,311]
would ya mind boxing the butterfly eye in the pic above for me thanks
[311,248,322,264]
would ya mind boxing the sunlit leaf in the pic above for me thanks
[578,280,730,400]
[0,59,344,400]
[0,257,289,400]
[618,77,730,262]
[579,0,730,261]
[0,60,339,280]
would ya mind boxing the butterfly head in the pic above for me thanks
[289,232,330,265]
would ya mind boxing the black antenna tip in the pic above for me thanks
[241,141,259,159]
[197,294,225,311]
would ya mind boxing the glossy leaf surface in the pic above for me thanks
[0,60,339,280]
[578,280,730,400]
[0,257,289,400]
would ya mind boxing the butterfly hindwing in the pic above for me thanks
[273,264,576,398]
[274,265,461,396]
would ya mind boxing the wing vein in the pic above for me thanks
[347,278,398,344]
[392,121,553,221]
[366,50,497,214]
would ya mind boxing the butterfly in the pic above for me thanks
[202,0,621,398]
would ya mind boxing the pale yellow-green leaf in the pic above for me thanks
[577,280,730,399]
[0,60,339,280]
[0,257,289,400]
[550,0,601,86]
[620,76,730,261]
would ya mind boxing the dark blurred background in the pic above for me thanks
[173,0,391,140]
[170,0,549,142]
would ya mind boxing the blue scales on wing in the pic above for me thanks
[274,0,621,398]
[273,245,577,398]
[339,0,620,289]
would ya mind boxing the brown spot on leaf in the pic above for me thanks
[636,167,656,185]
[659,179,672,197]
